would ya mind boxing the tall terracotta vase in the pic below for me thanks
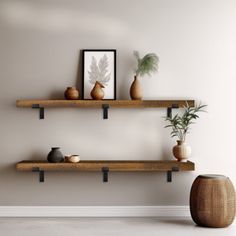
[130,75,143,100]
[90,81,105,100]
[173,140,191,162]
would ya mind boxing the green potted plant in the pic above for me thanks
[164,103,207,162]
[130,51,159,100]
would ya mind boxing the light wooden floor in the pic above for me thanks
[0,218,235,236]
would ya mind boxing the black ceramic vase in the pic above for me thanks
[47,147,64,163]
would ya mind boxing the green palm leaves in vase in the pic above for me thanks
[134,51,159,77]
[164,103,207,161]
[130,51,159,100]
[164,103,207,142]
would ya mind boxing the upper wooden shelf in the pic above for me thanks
[16,160,195,183]
[16,100,195,119]
[16,99,195,108]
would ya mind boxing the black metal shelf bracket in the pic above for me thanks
[102,167,109,182]
[167,166,179,182]
[102,104,110,119]
[32,104,44,119]
[32,167,45,182]
[167,104,179,118]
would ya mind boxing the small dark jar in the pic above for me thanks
[47,147,64,163]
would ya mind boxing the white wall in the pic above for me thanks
[0,0,235,206]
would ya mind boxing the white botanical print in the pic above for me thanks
[83,50,115,99]
[88,54,111,86]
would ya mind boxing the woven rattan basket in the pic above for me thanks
[190,175,236,228]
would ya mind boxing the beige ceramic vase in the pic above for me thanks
[64,87,79,100]
[90,81,105,100]
[130,75,143,100]
[173,140,191,162]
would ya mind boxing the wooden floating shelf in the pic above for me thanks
[16,160,194,171]
[16,99,195,119]
[16,160,195,183]
[16,99,195,108]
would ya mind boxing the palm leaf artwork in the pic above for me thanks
[164,103,207,142]
[88,54,111,86]
[134,51,159,77]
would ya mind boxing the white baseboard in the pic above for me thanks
[0,206,190,218]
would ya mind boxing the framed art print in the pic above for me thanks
[82,49,116,100]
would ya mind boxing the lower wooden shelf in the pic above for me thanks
[16,160,194,171]
[16,160,195,183]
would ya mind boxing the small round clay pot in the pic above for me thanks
[90,81,105,100]
[172,140,191,162]
[64,87,79,100]
[130,76,143,100]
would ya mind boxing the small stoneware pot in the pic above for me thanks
[90,81,105,100]
[64,87,79,100]
[65,155,80,163]
[172,140,191,162]
[130,75,143,100]
[47,147,64,163]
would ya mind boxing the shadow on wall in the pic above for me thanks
[75,50,83,98]
[27,151,47,161]
[117,50,134,100]
[49,90,64,99]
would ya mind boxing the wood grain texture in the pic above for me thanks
[16,160,195,172]
[190,175,236,228]
[16,100,195,108]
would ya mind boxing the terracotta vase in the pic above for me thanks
[130,76,143,100]
[172,140,191,162]
[64,87,79,100]
[90,81,105,100]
